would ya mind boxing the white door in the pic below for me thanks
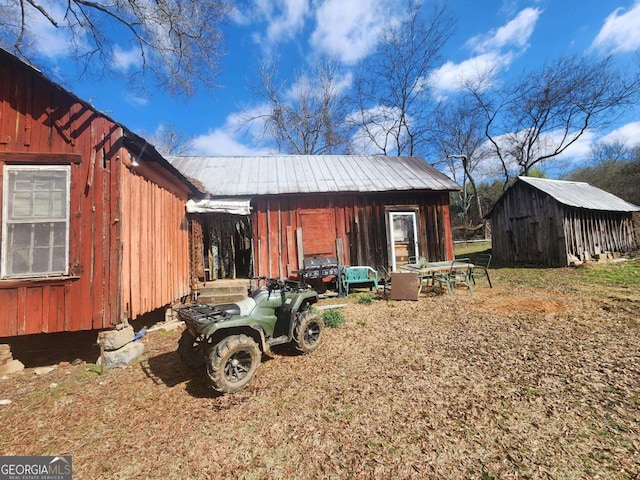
[389,212,419,271]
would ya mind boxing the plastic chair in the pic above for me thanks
[432,258,474,297]
[340,266,379,295]
[471,254,492,288]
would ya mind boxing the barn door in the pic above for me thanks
[389,211,419,271]
[299,210,336,257]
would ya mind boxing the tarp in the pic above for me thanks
[186,197,252,215]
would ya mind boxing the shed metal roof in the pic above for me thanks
[518,176,640,212]
[167,155,460,196]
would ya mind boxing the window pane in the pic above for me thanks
[33,174,53,191]
[52,222,66,246]
[33,246,50,273]
[33,192,53,217]
[34,222,52,246]
[11,192,33,217]
[51,191,66,217]
[7,224,32,275]
[52,173,67,191]
[11,171,33,190]
[52,247,66,272]
[3,166,69,277]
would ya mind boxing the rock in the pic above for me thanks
[97,341,145,368]
[0,359,25,375]
[97,325,134,351]
[0,351,13,365]
[0,399,12,406]
[34,366,57,375]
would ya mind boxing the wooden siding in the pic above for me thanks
[120,169,190,321]
[252,191,453,277]
[490,181,637,266]
[0,51,191,337]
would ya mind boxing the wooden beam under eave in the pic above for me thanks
[0,152,82,164]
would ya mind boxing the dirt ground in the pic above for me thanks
[1,279,639,479]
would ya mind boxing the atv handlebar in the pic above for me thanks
[250,276,310,293]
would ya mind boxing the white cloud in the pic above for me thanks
[429,8,540,98]
[466,7,541,54]
[238,0,310,45]
[25,3,74,58]
[428,52,512,96]
[112,46,143,72]
[591,1,640,54]
[598,121,640,147]
[189,130,270,156]
[310,0,398,64]
[189,105,273,156]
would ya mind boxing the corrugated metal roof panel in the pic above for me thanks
[167,155,460,196]
[518,176,640,212]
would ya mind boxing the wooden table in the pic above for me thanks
[399,260,474,294]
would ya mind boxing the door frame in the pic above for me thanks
[388,209,420,272]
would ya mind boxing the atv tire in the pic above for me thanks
[294,310,324,354]
[178,330,207,369]
[207,334,261,393]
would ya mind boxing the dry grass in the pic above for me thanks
[1,265,639,479]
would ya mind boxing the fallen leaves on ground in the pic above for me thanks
[1,283,639,479]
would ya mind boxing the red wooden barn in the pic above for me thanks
[0,49,198,338]
[168,155,460,281]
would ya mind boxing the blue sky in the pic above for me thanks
[13,0,640,170]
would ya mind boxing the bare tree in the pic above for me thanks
[0,0,231,95]
[432,96,490,238]
[473,55,640,183]
[145,123,191,156]
[350,0,454,156]
[247,56,350,154]
[588,140,638,165]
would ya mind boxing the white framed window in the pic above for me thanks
[1,165,70,278]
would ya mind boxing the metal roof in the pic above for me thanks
[518,176,640,212]
[167,155,460,196]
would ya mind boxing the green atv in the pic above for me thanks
[176,277,323,394]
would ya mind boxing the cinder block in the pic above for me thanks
[97,325,134,351]
[97,341,145,367]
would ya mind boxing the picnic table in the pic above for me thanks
[399,260,475,295]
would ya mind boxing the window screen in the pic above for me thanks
[2,166,70,278]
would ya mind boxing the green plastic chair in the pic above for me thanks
[471,254,492,288]
[433,258,474,297]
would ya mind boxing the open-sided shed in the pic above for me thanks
[168,155,460,280]
[0,49,198,337]
[487,176,640,266]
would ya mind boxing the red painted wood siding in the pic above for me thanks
[252,191,454,278]
[0,51,190,337]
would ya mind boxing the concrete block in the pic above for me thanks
[97,341,145,368]
[97,325,134,351]
[0,359,25,375]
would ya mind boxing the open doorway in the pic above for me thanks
[203,213,252,279]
